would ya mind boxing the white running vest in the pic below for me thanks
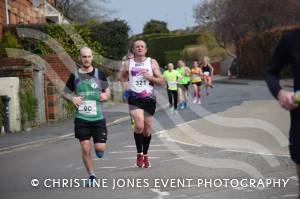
[128,57,154,97]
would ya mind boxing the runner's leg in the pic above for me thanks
[193,84,198,103]
[143,116,153,168]
[173,90,178,110]
[167,89,173,108]
[131,108,145,167]
[80,140,94,175]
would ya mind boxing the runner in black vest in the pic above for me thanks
[265,29,300,198]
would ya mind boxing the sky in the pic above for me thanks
[105,0,201,35]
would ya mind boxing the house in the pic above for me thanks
[0,0,68,38]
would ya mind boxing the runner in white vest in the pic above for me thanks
[119,40,164,168]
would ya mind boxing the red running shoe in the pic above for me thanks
[143,155,151,168]
[136,153,144,167]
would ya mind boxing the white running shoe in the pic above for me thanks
[193,98,197,103]
[198,99,202,104]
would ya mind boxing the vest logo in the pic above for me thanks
[91,83,98,89]
[135,62,144,67]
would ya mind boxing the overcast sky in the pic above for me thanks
[105,0,201,35]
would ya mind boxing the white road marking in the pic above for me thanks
[117,165,137,170]
[165,137,203,148]
[65,163,74,169]
[270,194,298,199]
[116,157,160,160]
[221,149,290,157]
[97,167,116,169]
[161,155,194,162]
[150,188,170,199]
[288,176,298,181]
[109,150,190,154]
[125,145,166,148]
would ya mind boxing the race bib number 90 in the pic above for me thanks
[78,100,97,116]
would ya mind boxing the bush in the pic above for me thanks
[145,33,220,66]
[237,25,298,78]
[0,31,21,57]
[4,24,103,63]
[164,50,183,65]
[19,78,37,129]
[182,45,208,61]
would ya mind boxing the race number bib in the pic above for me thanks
[132,76,148,92]
[78,100,97,116]
[167,82,177,89]
[203,71,210,76]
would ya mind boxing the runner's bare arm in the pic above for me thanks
[100,88,111,102]
[143,59,164,86]
[118,61,129,82]
[208,63,214,76]
[199,67,203,76]
[62,92,83,108]
[185,67,191,76]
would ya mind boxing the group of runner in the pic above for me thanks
[62,40,214,186]
[163,57,214,113]
[63,40,165,186]
[62,30,300,198]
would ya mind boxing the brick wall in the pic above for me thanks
[0,0,4,38]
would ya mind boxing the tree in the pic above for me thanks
[143,20,170,35]
[194,0,300,41]
[55,0,110,23]
[193,0,223,26]
[89,19,131,60]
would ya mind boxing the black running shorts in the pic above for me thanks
[74,119,107,143]
[128,96,156,116]
[192,82,202,87]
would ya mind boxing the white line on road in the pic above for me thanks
[221,149,290,157]
[150,188,170,199]
[109,150,190,154]
[117,165,137,170]
[97,167,116,169]
[115,157,160,160]
[270,194,298,199]
[124,145,166,148]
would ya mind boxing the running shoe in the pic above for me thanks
[184,101,188,109]
[136,153,144,167]
[198,99,202,104]
[193,98,197,103]
[179,102,184,110]
[210,85,214,88]
[86,175,97,187]
[143,155,151,168]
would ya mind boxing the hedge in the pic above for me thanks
[145,33,220,66]
[237,25,299,78]
[4,23,103,64]
[164,50,183,66]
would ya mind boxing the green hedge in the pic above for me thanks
[237,26,297,78]
[4,24,103,64]
[145,33,220,66]
[164,50,183,65]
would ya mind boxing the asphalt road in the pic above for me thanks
[0,82,298,199]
